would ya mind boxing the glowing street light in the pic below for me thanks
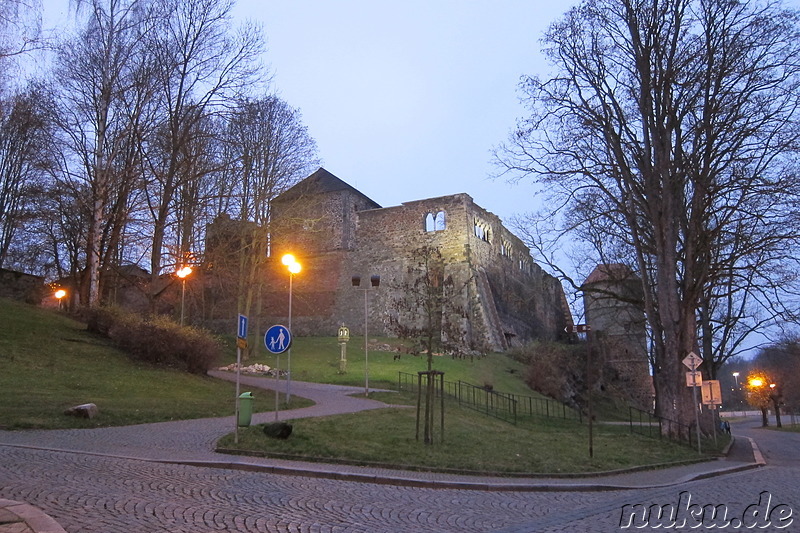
[281,254,301,401]
[749,377,764,388]
[176,266,193,326]
[54,289,67,310]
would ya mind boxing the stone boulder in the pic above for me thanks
[64,403,99,419]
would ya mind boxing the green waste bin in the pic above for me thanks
[238,391,254,427]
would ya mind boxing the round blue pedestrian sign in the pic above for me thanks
[264,324,291,354]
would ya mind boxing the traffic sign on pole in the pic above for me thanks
[264,325,291,354]
[238,314,248,340]
[682,351,703,370]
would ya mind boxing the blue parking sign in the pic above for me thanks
[264,325,291,354]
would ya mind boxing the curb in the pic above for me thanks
[0,499,66,533]
[160,456,763,492]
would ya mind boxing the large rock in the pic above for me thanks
[64,403,99,419]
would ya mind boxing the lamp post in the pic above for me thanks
[175,266,193,326]
[352,274,380,396]
[281,254,301,402]
[732,372,741,415]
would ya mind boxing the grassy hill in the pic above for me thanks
[0,298,309,429]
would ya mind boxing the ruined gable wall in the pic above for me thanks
[343,194,569,350]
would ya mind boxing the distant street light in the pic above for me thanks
[281,254,301,402]
[176,266,193,326]
[352,274,380,396]
[732,371,741,414]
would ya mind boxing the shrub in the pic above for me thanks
[85,307,222,374]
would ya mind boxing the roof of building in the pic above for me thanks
[583,263,640,285]
[275,167,382,209]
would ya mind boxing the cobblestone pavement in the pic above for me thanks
[0,375,796,532]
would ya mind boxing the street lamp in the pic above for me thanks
[352,274,380,396]
[175,266,193,326]
[54,289,67,310]
[281,254,301,402]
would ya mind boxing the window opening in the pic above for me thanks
[474,219,490,242]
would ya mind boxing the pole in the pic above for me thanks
[234,346,241,444]
[287,272,293,402]
[364,288,369,397]
[180,278,186,326]
[587,330,593,458]
[692,363,701,453]
[274,351,280,421]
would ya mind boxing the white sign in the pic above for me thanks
[682,352,703,370]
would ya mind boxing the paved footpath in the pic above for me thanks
[0,372,781,532]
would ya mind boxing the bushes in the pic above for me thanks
[86,307,222,374]
[508,341,587,410]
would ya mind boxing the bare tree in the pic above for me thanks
[141,0,265,300]
[0,83,53,268]
[387,245,473,444]
[53,0,153,306]
[222,95,318,341]
[496,0,800,434]
[0,0,42,72]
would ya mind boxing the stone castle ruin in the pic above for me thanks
[205,168,573,352]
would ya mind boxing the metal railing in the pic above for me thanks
[397,372,582,425]
[627,406,697,448]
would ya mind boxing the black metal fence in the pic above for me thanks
[397,372,582,425]
[627,406,698,448]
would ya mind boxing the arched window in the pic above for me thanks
[425,213,436,232]
[434,211,446,231]
[474,219,490,242]
[424,211,447,232]
[501,240,512,257]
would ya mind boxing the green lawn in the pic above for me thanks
[234,334,535,396]
[0,298,309,429]
[219,391,707,474]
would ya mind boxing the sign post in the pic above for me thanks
[234,314,248,444]
[265,325,292,421]
[702,379,722,447]
[683,351,703,453]
[566,323,594,458]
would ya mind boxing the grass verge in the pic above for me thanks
[218,391,715,475]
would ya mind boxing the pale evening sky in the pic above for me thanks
[40,0,573,226]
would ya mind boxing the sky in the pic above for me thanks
[230,1,569,223]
